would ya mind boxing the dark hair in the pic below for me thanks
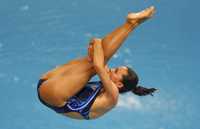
[119,67,157,96]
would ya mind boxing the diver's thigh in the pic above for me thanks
[41,57,95,80]
[39,70,92,107]
[39,57,96,106]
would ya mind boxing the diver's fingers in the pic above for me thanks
[87,44,94,62]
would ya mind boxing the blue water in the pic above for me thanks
[0,0,200,129]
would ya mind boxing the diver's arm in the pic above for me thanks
[92,39,119,104]
[96,68,119,104]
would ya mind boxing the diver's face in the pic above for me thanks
[108,66,128,88]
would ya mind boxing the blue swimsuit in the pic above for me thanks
[37,79,102,120]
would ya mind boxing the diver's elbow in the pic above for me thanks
[109,94,119,106]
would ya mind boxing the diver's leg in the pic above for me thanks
[40,6,155,80]
[102,6,155,62]
[39,57,95,107]
[40,58,88,80]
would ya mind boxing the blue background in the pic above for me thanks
[0,0,199,129]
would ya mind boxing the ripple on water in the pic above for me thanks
[20,5,29,11]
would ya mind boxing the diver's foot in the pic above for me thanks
[127,6,155,24]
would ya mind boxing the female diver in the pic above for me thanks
[37,6,157,120]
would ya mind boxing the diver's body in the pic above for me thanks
[37,6,157,120]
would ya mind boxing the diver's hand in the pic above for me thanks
[87,38,94,63]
